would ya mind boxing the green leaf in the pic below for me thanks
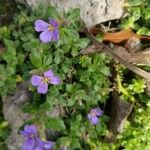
[127,79,146,94]
[22,103,38,113]
[17,53,25,65]
[132,7,141,21]
[54,50,64,64]
[0,26,10,40]
[34,4,58,19]
[137,27,150,36]
[45,117,66,131]
[42,55,52,68]
[75,38,90,49]
[30,50,43,68]
[70,138,81,149]
[67,8,80,21]
[46,5,58,18]
[144,8,150,20]
[39,101,52,112]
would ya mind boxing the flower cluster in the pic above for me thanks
[31,18,61,94]
[20,125,55,150]
[88,107,103,125]
[20,17,104,149]
[31,69,61,94]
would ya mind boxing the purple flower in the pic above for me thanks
[87,107,103,125]
[31,69,61,94]
[44,141,55,150]
[34,18,59,43]
[20,125,44,150]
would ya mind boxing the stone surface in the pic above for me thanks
[2,82,66,149]
[104,92,132,142]
[16,0,125,27]
[108,93,132,134]
[2,82,31,150]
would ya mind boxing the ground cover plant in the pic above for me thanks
[0,0,150,149]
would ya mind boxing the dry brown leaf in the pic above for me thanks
[103,28,150,43]
[88,27,101,36]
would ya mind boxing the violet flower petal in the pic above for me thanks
[20,130,29,137]
[40,30,52,43]
[44,141,55,150]
[49,18,58,28]
[24,125,37,135]
[22,138,35,150]
[49,76,61,85]
[35,137,44,148]
[52,29,59,41]
[34,19,49,32]
[87,113,92,120]
[92,108,103,117]
[88,113,100,125]
[37,83,48,94]
[31,75,42,86]
[44,69,54,78]
[89,116,99,125]
[34,147,43,150]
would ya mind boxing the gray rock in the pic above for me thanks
[16,0,125,27]
[108,93,132,134]
[2,82,66,149]
[105,92,132,142]
[2,82,31,150]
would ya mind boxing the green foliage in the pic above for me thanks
[0,118,10,150]
[127,78,146,94]
[121,0,150,35]
[45,117,66,131]
[0,5,111,149]
[0,1,149,149]
[118,107,150,149]
[0,120,9,141]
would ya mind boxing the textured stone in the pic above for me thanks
[104,92,132,142]
[2,82,31,150]
[16,0,125,27]
[2,82,66,149]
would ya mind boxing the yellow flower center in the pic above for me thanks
[48,25,54,31]
[91,111,96,116]
[42,77,49,83]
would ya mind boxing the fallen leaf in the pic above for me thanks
[88,27,101,36]
[103,28,150,43]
